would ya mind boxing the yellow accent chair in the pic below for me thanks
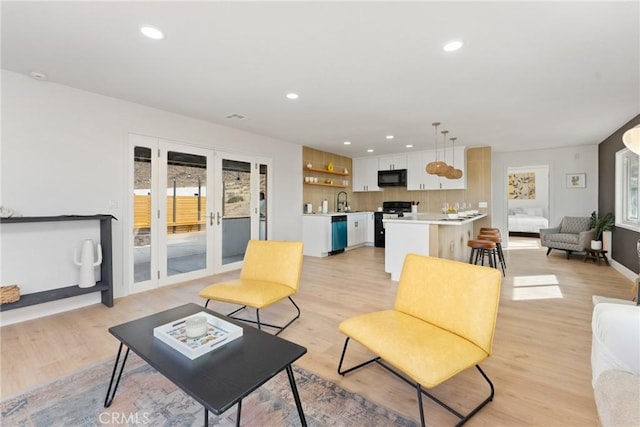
[338,254,502,426]
[199,240,304,335]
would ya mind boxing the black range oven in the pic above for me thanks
[373,201,413,248]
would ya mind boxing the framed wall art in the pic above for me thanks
[508,172,536,199]
[566,173,586,188]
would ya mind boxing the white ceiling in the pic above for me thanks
[2,1,638,157]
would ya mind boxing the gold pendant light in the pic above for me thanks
[435,130,450,176]
[445,137,463,179]
[426,122,448,175]
[425,122,441,174]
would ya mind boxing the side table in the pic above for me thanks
[584,249,609,265]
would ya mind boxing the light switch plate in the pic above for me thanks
[478,202,488,208]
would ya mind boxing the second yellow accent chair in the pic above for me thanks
[338,254,502,426]
[199,240,304,335]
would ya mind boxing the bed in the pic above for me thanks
[508,207,549,234]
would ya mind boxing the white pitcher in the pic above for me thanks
[74,239,103,288]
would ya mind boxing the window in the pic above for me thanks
[616,148,640,232]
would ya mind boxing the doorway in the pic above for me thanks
[506,164,550,238]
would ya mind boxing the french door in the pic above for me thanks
[214,152,269,272]
[130,135,214,292]
[128,135,269,292]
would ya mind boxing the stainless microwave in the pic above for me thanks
[377,169,407,187]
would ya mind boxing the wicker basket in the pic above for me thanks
[0,285,20,305]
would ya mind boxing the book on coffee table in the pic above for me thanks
[153,311,243,359]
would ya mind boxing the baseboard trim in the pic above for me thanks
[610,259,637,281]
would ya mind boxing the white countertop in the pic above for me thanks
[382,213,487,225]
[302,211,373,217]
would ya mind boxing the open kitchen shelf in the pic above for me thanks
[304,181,346,188]
[305,166,349,176]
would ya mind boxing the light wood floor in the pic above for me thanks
[1,238,634,426]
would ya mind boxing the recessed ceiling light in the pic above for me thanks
[386,135,394,140]
[343,141,351,145]
[225,113,245,119]
[367,149,374,153]
[405,144,413,148]
[286,93,299,100]
[443,40,463,52]
[29,71,47,80]
[140,26,164,40]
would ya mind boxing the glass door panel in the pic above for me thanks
[133,146,153,284]
[213,154,271,272]
[221,159,252,265]
[259,163,268,240]
[165,150,209,276]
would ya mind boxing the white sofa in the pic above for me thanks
[591,301,640,427]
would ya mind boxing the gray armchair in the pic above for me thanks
[540,216,595,259]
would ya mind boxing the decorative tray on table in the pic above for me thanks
[153,312,243,359]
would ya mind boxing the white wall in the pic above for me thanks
[1,70,303,318]
[493,145,598,247]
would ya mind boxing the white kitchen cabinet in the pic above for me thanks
[406,147,466,190]
[378,155,407,171]
[352,157,381,192]
[347,213,368,248]
[302,215,331,257]
[407,150,439,190]
[366,212,374,245]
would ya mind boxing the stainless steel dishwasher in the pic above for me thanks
[330,215,347,255]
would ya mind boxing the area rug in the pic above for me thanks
[1,353,417,426]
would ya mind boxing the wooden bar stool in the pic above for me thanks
[477,234,506,276]
[478,228,506,270]
[479,228,501,238]
[467,239,498,269]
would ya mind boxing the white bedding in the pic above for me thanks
[508,213,549,233]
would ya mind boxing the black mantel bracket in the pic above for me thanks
[0,214,116,311]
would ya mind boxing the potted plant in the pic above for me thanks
[589,211,615,250]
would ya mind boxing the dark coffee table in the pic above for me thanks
[104,303,307,426]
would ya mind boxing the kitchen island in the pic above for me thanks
[382,213,488,280]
